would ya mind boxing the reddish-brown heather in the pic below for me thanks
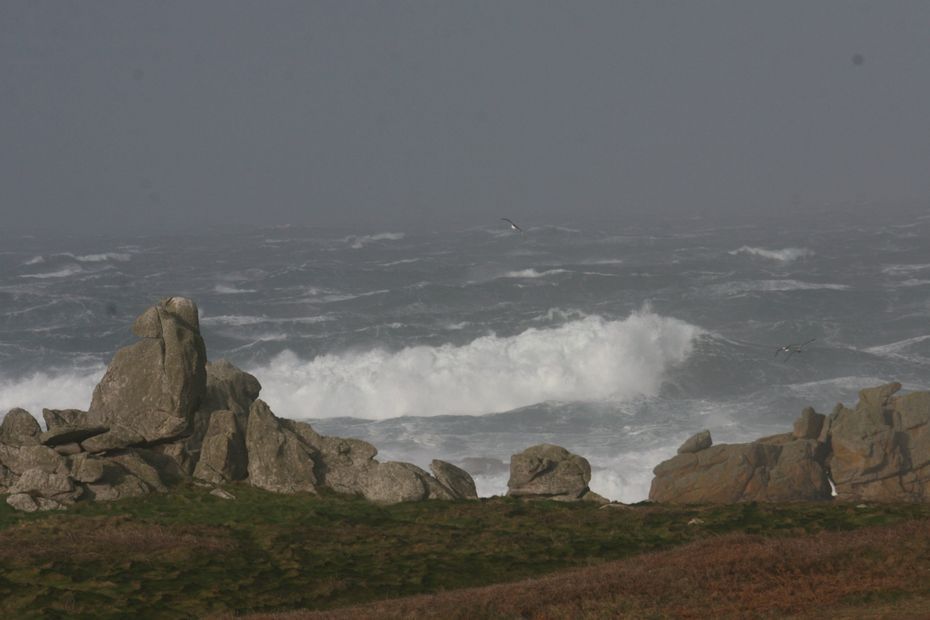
[236,520,930,619]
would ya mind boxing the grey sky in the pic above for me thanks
[2,1,929,234]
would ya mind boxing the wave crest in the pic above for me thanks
[252,311,703,420]
[729,246,813,262]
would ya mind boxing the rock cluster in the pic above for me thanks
[650,382,930,503]
[1,298,477,512]
[507,444,606,503]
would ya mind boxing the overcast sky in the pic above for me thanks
[2,1,929,234]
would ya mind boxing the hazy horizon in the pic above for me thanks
[3,2,930,235]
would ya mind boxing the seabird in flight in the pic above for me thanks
[775,338,816,362]
[501,218,523,233]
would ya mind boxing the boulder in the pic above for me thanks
[0,409,40,446]
[107,450,168,492]
[202,360,262,415]
[42,408,87,431]
[6,493,66,513]
[430,459,478,499]
[507,444,594,501]
[53,443,83,456]
[677,430,712,454]
[827,383,930,502]
[793,407,826,440]
[193,410,248,484]
[39,424,108,447]
[9,468,81,505]
[68,453,118,484]
[86,297,207,445]
[649,437,831,503]
[359,461,431,503]
[81,425,146,453]
[245,400,318,494]
[286,420,378,496]
[0,443,67,475]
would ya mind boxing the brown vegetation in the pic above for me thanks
[0,515,232,564]
[240,520,930,619]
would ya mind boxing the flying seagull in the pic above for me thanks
[775,338,816,362]
[501,218,523,233]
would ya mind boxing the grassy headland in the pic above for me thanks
[2,485,930,618]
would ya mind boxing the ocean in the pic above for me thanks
[3,211,930,501]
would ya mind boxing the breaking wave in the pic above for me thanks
[729,246,814,262]
[251,310,704,420]
[0,366,105,423]
[500,269,571,279]
[343,232,405,249]
[709,279,850,296]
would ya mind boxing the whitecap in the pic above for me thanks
[708,279,849,296]
[729,246,814,262]
[19,266,84,279]
[500,268,571,279]
[0,366,105,422]
[213,284,257,294]
[250,310,703,420]
[343,232,405,249]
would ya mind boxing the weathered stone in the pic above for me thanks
[54,443,83,456]
[677,430,712,454]
[793,407,825,440]
[10,468,75,498]
[828,384,930,502]
[0,443,67,475]
[42,408,87,431]
[6,493,40,512]
[84,474,151,502]
[87,297,207,443]
[80,426,146,453]
[1,408,40,446]
[39,424,108,447]
[69,453,117,483]
[287,420,379,496]
[649,439,831,503]
[202,360,262,415]
[359,461,430,503]
[193,410,248,484]
[430,459,478,499]
[507,444,593,501]
[108,450,168,492]
[245,400,318,494]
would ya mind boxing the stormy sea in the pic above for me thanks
[3,210,930,501]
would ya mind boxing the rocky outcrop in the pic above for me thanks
[826,382,930,502]
[1,297,479,511]
[86,297,207,446]
[677,430,712,454]
[245,399,319,494]
[650,430,831,503]
[431,460,478,499]
[649,382,930,504]
[507,444,605,502]
[1,409,41,446]
[193,410,248,484]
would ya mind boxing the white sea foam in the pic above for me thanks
[709,279,849,296]
[500,268,571,279]
[729,246,814,262]
[0,366,105,424]
[19,266,84,279]
[23,256,45,265]
[251,310,703,420]
[882,263,930,276]
[379,258,421,267]
[213,284,257,294]
[343,232,405,249]
[201,314,334,327]
[72,252,131,263]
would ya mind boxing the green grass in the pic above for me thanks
[2,486,930,619]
